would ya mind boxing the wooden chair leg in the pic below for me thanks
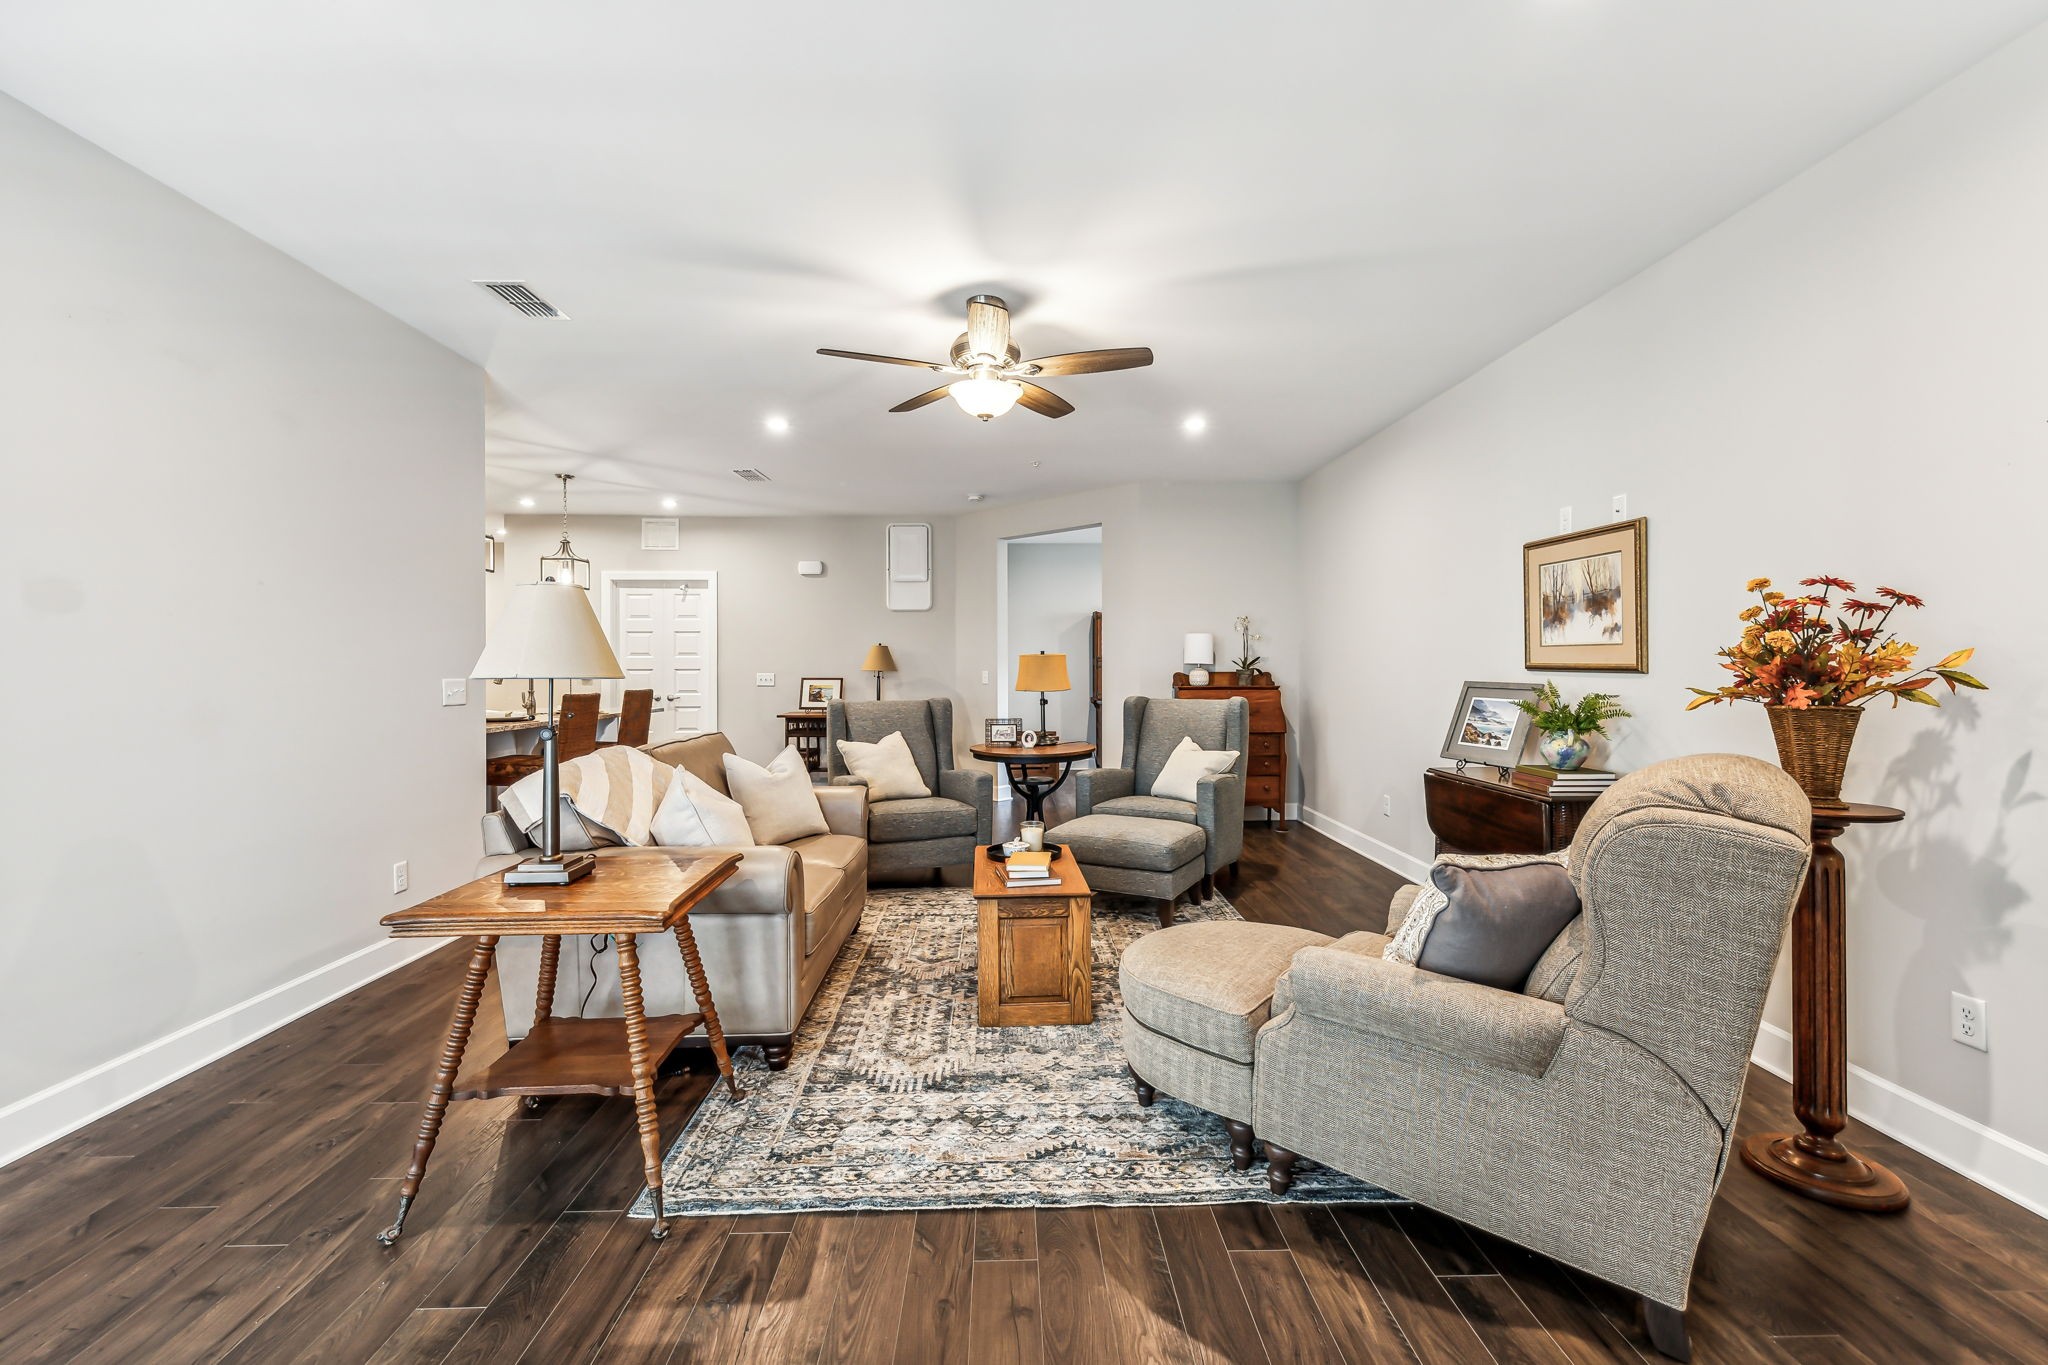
[1642,1300,1691,1362]
[1129,1065,1155,1108]
[1266,1143,1299,1195]
[1224,1119,1256,1171]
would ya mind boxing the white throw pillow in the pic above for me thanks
[721,744,830,845]
[1149,735,1239,803]
[834,730,932,800]
[650,768,755,847]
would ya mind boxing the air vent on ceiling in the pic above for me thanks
[732,468,772,482]
[474,281,567,318]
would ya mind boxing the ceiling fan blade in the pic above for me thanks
[1016,382,1074,419]
[1016,347,1154,377]
[818,348,952,371]
[889,384,954,413]
[965,295,1011,362]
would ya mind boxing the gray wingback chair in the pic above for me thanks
[1074,696,1249,879]
[1251,754,1812,1360]
[826,698,992,876]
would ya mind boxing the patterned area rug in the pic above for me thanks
[631,886,1397,1217]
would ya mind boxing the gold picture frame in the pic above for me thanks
[1523,518,1648,672]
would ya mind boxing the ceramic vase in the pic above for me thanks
[1539,730,1591,771]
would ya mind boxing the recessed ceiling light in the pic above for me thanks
[764,415,791,435]
[661,497,678,510]
[1182,414,1208,435]
[518,496,536,508]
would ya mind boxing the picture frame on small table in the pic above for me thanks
[798,677,843,709]
[1441,680,1541,776]
[985,717,1022,744]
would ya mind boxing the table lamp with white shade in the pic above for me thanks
[1184,633,1215,687]
[472,582,625,885]
[1014,650,1070,736]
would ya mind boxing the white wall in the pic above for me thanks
[0,95,483,1160]
[494,514,958,761]
[1297,26,2048,1192]
[1004,541,1101,743]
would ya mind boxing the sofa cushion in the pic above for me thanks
[644,732,737,796]
[869,795,977,843]
[795,833,865,954]
[650,767,755,847]
[1385,852,1581,992]
[1092,795,1198,824]
[835,730,932,800]
[1150,736,1240,803]
[1056,813,1206,874]
[1121,921,1332,1063]
[722,745,830,845]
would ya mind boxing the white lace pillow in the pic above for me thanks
[721,744,830,845]
[835,730,932,800]
[650,767,755,847]
[1150,735,1239,803]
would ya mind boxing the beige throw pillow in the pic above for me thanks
[1149,735,1239,803]
[834,730,932,800]
[650,767,755,847]
[721,744,830,845]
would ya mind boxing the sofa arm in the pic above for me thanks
[686,844,802,917]
[482,809,529,857]
[815,783,869,839]
[1074,767,1134,816]
[830,774,867,787]
[1386,883,1422,936]
[1280,946,1568,1078]
[940,768,993,843]
[1195,772,1245,875]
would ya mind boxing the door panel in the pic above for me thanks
[604,575,717,744]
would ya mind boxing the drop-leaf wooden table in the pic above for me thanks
[375,849,744,1244]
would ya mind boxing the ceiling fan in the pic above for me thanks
[818,294,1153,421]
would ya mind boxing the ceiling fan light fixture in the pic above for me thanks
[950,374,1023,422]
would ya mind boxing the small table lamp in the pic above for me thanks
[1014,650,1070,735]
[1184,633,1215,687]
[472,583,625,885]
[862,643,897,699]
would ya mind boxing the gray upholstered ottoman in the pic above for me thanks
[1118,920,1333,1169]
[1052,813,1207,926]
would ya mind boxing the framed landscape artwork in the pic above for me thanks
[798,677,843,708]
[1523,518,1648,672]
[1440,680,1541,768]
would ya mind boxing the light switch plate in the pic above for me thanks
[1611,493,1629,519]
[756,672,775,687]
[441,679,468,706]
[1558,506,1572,532]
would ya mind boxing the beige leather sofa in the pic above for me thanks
[479,732,867,1070]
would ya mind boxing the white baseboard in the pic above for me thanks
[0,937,445,1168]
[1296,804,1430,882]
[1750,1022,2048,1219]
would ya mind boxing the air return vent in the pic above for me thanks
[474,281,567,318]
[732,468,772,482]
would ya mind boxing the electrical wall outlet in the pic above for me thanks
[1382,794,1393,818]
[1558,506,1572,532]
[981,670,991,685]
[392,861,409,894]
[755,672,775,687]
[1611,493,1629,519]
[1952,992,1988,1051]
[440,679,467,706]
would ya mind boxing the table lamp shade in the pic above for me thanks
[1183,633,1215,667]
[862,643,897,673]
[471,583,625,681]
[1015,651,1070,693]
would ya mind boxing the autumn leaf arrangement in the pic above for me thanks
[1687,576,1987,712]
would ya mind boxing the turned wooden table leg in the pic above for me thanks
[534,934,561,1024]
[1739,811,1909,1212]
[674,919,744,1101]
[379,934,496,1245]
[616,934,669,1241]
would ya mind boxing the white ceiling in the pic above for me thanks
[4,3,2044,516]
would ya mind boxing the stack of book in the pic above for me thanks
[1511,765,1620,797]
[1003,850,1057,887]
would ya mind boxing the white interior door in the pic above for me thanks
[603,572,718,743]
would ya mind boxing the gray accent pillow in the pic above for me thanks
[1385,852,1580,992]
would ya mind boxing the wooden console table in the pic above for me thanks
[1422,766,1597,855]
[779,710,827,772]
[973,847,1093,1027]
[1740,802,1910,1212]
[375,850,744,1245]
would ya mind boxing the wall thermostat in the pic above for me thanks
[797,560,825,576]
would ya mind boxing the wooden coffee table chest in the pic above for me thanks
[972,847,1093,1027]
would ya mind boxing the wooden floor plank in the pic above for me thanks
[589,1215,733,1364]
[1391,1204,1495,1277]
[1231,1248,1342,1365]
[1330,1205,1492,1365]
[892,1209,976,1365]
[365,1307,485,1362]
[60,1242,287,1365]
[1271,1205,1419,1365]
[1037,1206,1114,1365]
[1212,1201,1288,1253]
[517,1213,663,1365]
[1469,1231,1647,1365]
[1089,1207,1194,1365]
[1155,1205,1270,1365]
[967,1258,1045,1365]
[816,1211,921,1365]
[976,1206,1039,1261]
[664,1228,788,1363]
[1440,1273,1576,1365]
[442,1209,615,1361]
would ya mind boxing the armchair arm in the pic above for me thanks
[1073,766,1134,817]
[829,774,868,787]
[1195,772,1245,874]
[1386,883,1422,935]
[940,768,993,843]
[1280,946,1568,1078]
[482,809,530,857]
[814,783,869,839]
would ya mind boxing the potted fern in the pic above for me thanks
[1516,682,1630,771]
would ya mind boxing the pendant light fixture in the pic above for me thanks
[538,473,591,589]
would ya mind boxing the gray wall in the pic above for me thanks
[1005,542,1101,743]
[0,93,482,1153]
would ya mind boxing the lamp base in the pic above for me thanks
[503,852,597,886]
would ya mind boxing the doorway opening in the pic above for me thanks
[996,526,1103,797]
[599,570,719,743]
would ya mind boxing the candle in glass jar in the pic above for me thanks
[1021,820,1045,851]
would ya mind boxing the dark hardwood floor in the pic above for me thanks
[5,801,2046,1362]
